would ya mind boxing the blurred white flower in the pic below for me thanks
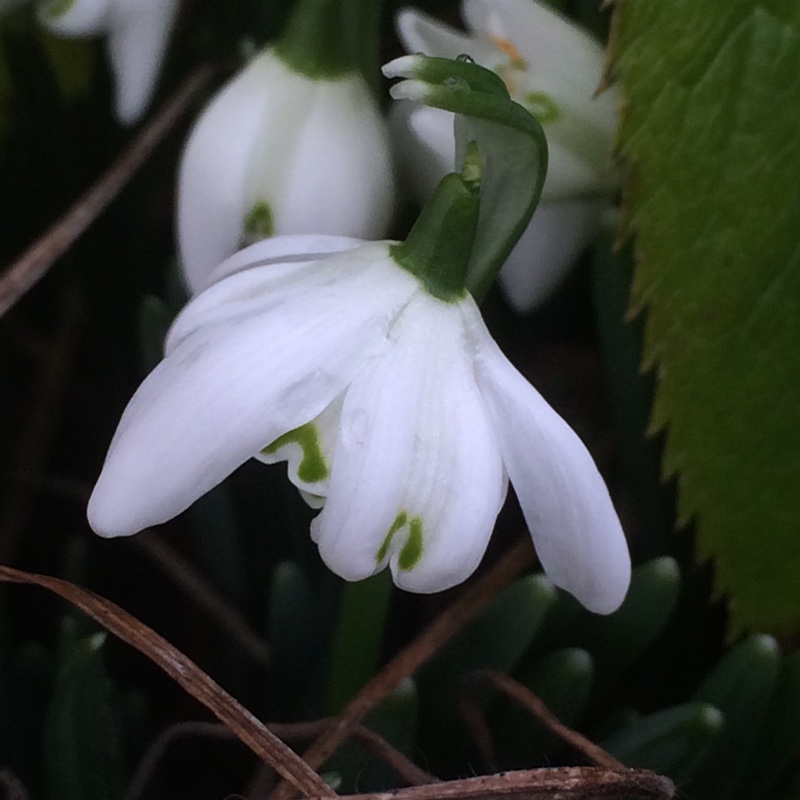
[177,49,396,295]
[394,0,617,311]
[88,234,630,613]
[37,0,179,124]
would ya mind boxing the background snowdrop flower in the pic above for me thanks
[177,49,396,295]
[88,224,630,614]
[37,0,179,124]
[393,0,618,312]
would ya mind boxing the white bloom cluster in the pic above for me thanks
[393,0,618,311]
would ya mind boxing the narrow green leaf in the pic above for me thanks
[325,571,393,714]
[613,0,800,632]
[267,561,326,712]
[738,650,800,800]
[688,633,780,797]
[493,648,594,768]
[416,575,556,768]
[601,702,723,783]
[43,633,126,800]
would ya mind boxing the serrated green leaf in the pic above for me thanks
[613,0,800,632]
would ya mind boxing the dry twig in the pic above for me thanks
[0,564,334,798]
[460,671,625,771]
[270,538,538,800]
[0,66,214,318]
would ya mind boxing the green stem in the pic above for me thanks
[342,0,386,97]
[391,171,480,302]
[275,0,385,87]
[324,572,393,715]
[275,0,351,78]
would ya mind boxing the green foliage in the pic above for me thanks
[612,0,800,633]
[44,629,126,800]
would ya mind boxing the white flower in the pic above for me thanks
[393,0,617,311]
[177,49,396,295]
[37,0,179,124]
[88,234,630,614]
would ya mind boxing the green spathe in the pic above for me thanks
[391,172,480,302]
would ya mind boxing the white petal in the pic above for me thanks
[395,7,499,64]
[462,0,608,101]
[38,0,112,35]
[313,295,506,593]
[257,392,344,500]
[88,248,419,537]
[177,52,286,294]
[389,101,454,201]
[466,303,630,614]
[106,0,180,124]
[166,240,393,351]
[498,199,606,313]
[204,233,365,287]
[250,73,396,241]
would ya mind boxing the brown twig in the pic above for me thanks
[270,538,538,800]
[271,719,438,787]
[0,65,214,318]
[464,671,625,772]
[0,564,335,799]
[309,768,674,800]
[125,717,435,800]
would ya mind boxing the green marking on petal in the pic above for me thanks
[398,517,423,571]
[523,92,560,124]
[263,423,329,483]
[243,200,274,244]
[376,512,408,563]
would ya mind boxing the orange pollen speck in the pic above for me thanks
[489,34,528,70]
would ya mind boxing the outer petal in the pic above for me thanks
[498,198,606,313]
[88,248,420,537]
[38,0,112,35]
[395,7,500,65]
[166,240,391,350]
[251,73,395,241]
[106,0,180,124]
[465,302,630,613]
[177,52,291,294]
[462,0,609,104]
[313,294,507,593]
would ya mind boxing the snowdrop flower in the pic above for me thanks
[37,0,179,124]
[394,0,617,311]
[177,49,395,295]
[88,225,630,613]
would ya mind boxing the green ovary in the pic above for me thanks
[376,512,424,571]
[263,423,328,484]
[243,200,275,243]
